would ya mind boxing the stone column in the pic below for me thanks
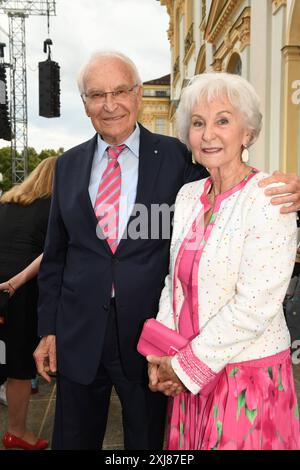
[269,1,286,172]
[282,45,300,173]
[249,0,270,171]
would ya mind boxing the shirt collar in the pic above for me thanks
[96,124,140,162]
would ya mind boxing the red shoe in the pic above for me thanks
[2,432,48,450]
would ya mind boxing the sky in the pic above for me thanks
[0,0,170,152]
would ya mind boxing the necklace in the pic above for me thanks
[204,167,255,228]
[209,166,255,200]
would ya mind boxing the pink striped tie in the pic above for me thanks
[94,144,126,253]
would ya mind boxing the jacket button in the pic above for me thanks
[113,258,119,265]
[102,305,109,311]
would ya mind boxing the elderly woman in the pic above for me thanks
[147,73,300,450]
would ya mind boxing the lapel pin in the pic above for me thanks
[154,150,158,155]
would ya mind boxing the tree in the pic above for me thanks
[39,148,64,161]
[28,147,40,173]
[0,146,63,193]
[0,146,12,192]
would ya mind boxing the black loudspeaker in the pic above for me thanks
[0,64,12,141]
[39,59,60,118]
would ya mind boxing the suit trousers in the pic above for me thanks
[52,299,167,450]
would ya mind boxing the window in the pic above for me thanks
[143,89,170,98]
[155,90,169,97]
[155,118,167,135]
[227,53,242,76]
[143,89,154,97]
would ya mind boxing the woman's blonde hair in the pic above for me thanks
[0,156,58,205]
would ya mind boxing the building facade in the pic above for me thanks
[138,74,171,136]
[159,0,300,174]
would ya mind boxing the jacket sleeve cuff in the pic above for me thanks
[171,343,218,395]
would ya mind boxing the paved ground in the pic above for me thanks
[0,379,123,450]
[1,364,300,450]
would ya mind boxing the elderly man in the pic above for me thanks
[34,50,300,450]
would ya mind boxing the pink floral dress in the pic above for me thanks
[166,170,300,450]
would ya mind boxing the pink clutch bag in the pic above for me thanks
[137,318,189,357]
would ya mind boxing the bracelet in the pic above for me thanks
[7,281,16,293]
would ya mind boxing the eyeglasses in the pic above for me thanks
[82,84,139,104]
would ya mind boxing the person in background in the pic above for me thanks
[0,156,57,450]
[33,50,300,451]
[0,255,43,405]
[147,73,300,450]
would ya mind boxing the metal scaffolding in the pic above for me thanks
[0,1,56,184]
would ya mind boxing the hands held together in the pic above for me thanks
[147,355,187,397]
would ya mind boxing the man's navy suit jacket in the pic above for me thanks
[38,125,208,384]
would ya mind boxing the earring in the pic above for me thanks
[241,146,249,163]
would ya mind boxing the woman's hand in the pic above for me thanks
[259,171,300,213]
[0,281,15,297]
[0,283,13,325]
[147,355,187,397]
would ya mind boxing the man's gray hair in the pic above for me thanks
[77,50,142,96]
[176,72,263,149]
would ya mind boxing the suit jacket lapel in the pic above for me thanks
[134,124,162,206]
[80,134,98,221]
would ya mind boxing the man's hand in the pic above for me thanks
[147,355,187,397]
[258,171,300,213]
[34,335,57,383]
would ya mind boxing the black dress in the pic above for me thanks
[0,198,51,379]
